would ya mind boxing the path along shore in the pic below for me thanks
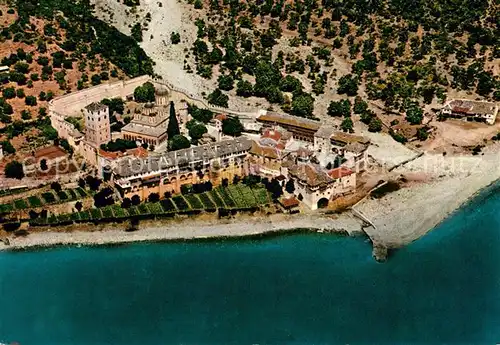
[0,213,365,252]
[3,146,500,253]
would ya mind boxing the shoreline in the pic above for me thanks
[0,213,366,252]
[5,148,500,254]
[356,146,500,248]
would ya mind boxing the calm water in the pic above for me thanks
[1,186,500,344]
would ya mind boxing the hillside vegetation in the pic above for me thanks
[182,0,499,134]
[0,0,154,158]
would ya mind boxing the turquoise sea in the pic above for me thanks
[1,185,500,344]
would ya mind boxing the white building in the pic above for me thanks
[288,164,356,210]
[441,99,499,125]
[314,126,370,172]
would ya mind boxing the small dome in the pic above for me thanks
[155,86,169,96]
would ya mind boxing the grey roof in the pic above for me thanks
[315,125,336,139]
[114,137,252,178]
[121,123,168,138]
[257,111,321,131]
[85,102,108,112]
[447,99,498,115]
[344,142,368,154]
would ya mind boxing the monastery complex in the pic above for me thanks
[48,76,497,211]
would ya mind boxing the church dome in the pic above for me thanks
[155,85,169,96]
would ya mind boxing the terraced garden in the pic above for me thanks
[30,184,273,226]
[0,188,90,213]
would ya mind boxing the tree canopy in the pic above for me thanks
[5,160,24,179]
[168,134,190,151]
[222,117,244,137]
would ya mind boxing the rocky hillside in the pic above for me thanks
[89,0,499,147]
[0,0,154,157]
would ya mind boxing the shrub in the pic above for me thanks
[25,96,37,106]
[2,87,15,99]
[14,198,28,209]
[4,161,24,179]
[171,32,180,44]
[41,192,56,203]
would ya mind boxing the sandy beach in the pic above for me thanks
[4,144,500,252]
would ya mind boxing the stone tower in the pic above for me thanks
[84,102,111,147]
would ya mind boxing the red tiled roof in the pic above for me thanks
[215,114,228,121]
[328,167,354,179]
[262,129,282,141]
[249,141,279,159]
[280,196,300,208]
[289,164,332,188]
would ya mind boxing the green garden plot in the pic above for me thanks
[173,196,190,211]
[252,187,271,205]
[28,196,43,208]
[160,198,176,213]
[184,194,203,209]
[128,207,139,216]
[101,206,114,218]
[138,203,150,215]
[42,192,56,204]
[208,190,225,208]
[76,187,87,198]
[237,185,258,207]
[215,187,236,208]
[199,193,215,209]
[13,198,28,210]
[67,189,78,200]
[78,211,90,221]
[90,208,102,220]
[57,191,69,201]
[58,214,71,223]
[227,185,247,208]
[111,205,128,218]
[148,202,164,215]
[0,204,13,213]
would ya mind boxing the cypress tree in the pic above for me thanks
[167,101,180,138]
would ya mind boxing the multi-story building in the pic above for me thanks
[256,110,321,142]
[441,99,499,125]
[111,137,252,200]
[288,164,356,210]
[84,102,111,148]
[247,128,297,177]
[121,88,172,146]
[314,125,370,171]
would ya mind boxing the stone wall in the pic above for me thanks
[48,75,261,169]
[50,75,150,116]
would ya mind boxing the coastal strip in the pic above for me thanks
[355,146,500,248]
[0,213,366,252]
